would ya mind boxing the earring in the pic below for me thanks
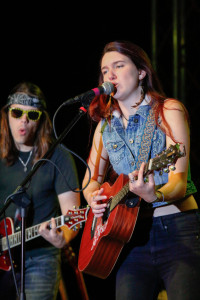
[131,85,145,108]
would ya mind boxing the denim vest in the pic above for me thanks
[101,104,197,205]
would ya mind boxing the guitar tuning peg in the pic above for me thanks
[163,167,170,173]
[169,165,176,171]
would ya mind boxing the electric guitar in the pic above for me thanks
[78,144,185,279]
[0,207,89,271]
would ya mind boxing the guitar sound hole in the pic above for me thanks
[102,205,110,224]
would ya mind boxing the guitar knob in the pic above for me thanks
[125,197,140,208]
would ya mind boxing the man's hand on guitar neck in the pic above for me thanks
[39,218,67,248]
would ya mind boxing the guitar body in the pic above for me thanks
[78,174,141,279]
[0,218,14,271]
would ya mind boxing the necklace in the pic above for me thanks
[121,114,129,130]
[18,150,33,172]
[122,114,129,121]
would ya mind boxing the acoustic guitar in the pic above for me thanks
[78,144,185,279]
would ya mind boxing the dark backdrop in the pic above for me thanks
[1,1,200,299]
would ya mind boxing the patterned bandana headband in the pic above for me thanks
[6,93,46,109]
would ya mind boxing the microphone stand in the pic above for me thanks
[0,106,88,300]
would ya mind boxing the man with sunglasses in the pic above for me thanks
[0,81,80,299]
[9,106,43,122]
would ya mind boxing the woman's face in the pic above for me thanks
[8,104,41,151]
[101,51,145,102]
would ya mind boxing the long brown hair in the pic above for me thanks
[0,81,53,165]
[88,40,189,141]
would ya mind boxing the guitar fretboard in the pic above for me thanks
[109,183,129,211]
[109,161,151,212]
[1,215,66,251]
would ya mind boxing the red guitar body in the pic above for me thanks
[78,174,140,279]
[0,217,14,271]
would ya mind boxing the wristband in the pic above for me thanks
[152,190,165,203]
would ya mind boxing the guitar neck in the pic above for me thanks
[109,161,151,211]
[108,142,184,212]
[1,215,66,251]
[109,181,129,211]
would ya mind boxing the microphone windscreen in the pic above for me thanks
[102,82,116,95]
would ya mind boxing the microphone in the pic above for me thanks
[64,82,116,106]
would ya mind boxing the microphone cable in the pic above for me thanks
[52,101,91,193]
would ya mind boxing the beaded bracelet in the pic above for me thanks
[153,190,165,203]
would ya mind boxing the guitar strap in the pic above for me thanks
[135,105,156,170]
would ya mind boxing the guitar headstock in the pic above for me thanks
[147,143,186,174]
[64,206,89,230]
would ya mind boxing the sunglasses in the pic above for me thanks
[9,107,42,122]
